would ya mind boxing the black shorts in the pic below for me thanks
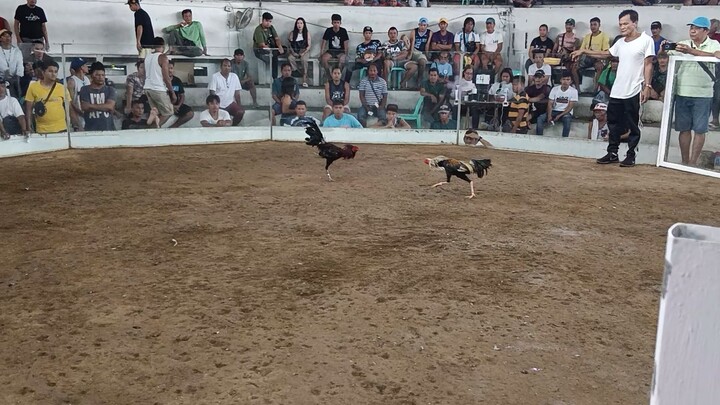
[174,103,193,117]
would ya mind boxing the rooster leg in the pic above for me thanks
[431,182,447,188]
[467,181,476,199]
[326,170,334,182]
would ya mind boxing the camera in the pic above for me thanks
[662,42,677,51]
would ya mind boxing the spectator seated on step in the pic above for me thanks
[122,99,160,130]
[124,60,147,115]
[323,99,363,128]
[271,62,299,126]
[527,49,552,86]
[420,67,447,126]
[430,51,453,85]
[343,26,382,85]
[323,66,350,122]
[430,104,457,130]
[199,94,232,127]
[0,79,28,138]
[163,9,207,57]
[525,70,551,124]
[287,100,321,127]
[372,103,411,129]
[231,48,258,107]
[168,60,194,128]
[649,52,668,101]
[536,71,578,138]
[357,63,388,127]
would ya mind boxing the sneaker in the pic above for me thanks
[619,155,636,167]
[596,152,619,164]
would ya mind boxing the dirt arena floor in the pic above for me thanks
[1,141,719,405]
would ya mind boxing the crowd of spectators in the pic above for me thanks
[2,0,720,143]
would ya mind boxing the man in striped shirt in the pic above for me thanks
[357,64,388,127]
[504,75,530,134]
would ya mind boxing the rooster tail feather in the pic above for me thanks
[304,121,325,146]
[471,159,492,178]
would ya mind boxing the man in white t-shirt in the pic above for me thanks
[208,59,244,126]
[199,94,232,127]
[536,72,578,137]
[572,9,655,167]
[480,18,504,76]
[0,80,27,138]
[527,49,552,86]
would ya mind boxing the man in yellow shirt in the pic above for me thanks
[24,60,70,134]
[572,17,610,89]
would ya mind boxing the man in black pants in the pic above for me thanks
[571,9,655,167]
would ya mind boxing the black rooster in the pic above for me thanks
[424,156,492,199]
[304,121,359,181]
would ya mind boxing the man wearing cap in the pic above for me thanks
[572,17,610,88]
[430,104,456,130]
[253,12,284,80]
[0,29,23,97]
[0,79,27,138]
[525,70,551,124]
[553,18,579,70]
[320,14,349,83]
[344,26,382,84]
[665,16,720,166]
[650,21,666,56]
[588,102,609,140]
[409,18,432,81]
[65,57,90,130]
[430,18,454,63]
[127,0,154,56]
[78,62,116,132]
[13,0,49,61]
[480,18,504,76]
[571,10,655,167]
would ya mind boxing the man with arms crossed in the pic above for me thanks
[572,9,654,167]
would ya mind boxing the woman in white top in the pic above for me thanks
[199,94,232,127]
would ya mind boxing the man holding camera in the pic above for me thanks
[664,17,720,166]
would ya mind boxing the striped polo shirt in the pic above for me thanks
[507,91,530,130]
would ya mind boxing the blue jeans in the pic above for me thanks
[536,111,573,137]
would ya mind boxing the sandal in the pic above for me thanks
[302,82,309,88]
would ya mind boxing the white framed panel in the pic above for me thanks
[657,55,720,179]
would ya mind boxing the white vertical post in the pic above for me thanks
[651,223,720,405]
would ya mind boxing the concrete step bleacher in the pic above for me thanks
[111,84,665,144]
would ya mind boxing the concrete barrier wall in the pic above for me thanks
[70,127,270,149]
[0,134,69,159]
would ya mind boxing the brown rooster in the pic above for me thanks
[424,156,492,199]
[305,121,359,181]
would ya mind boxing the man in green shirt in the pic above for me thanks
[666,16,720,166]
[253,12,284,80]
[430,104,457,130]
[420,68,447,127]
[163,9,207,57]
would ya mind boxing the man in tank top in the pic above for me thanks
[409,18,432,81]
[143,37,176,127]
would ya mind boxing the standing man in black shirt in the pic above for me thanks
[14,0,49,62]
[127,0,154,57]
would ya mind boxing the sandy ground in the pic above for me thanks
[1,142,719,405]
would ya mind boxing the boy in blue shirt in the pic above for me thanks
[323,100,363,128]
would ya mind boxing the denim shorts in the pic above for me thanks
[674,95,712,133]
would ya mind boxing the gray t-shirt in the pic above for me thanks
[79,85,116,131]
